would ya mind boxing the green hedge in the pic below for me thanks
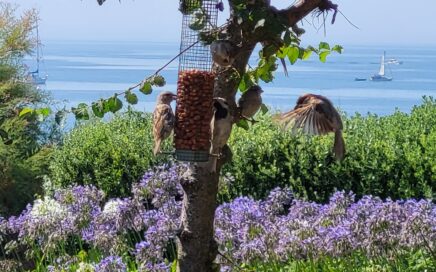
[48,111,170,197]
[49,99,435,202]
[222,97,436,202]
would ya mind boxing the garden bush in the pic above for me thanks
[48,111,171,197]
[223,97,436,202]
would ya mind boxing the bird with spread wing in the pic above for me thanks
[276,93,345,160]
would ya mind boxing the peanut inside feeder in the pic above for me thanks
[174,70,214,161]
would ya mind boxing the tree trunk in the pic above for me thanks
[176,164,220,272]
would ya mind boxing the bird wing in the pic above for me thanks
[153,104,174,140]
[278,98,337,135]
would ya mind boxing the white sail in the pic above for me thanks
[378,52,385,76]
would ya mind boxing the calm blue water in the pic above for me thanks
[27,41,436,117]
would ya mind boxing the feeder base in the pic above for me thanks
[175,150,209,162]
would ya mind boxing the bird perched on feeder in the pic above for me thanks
[276,93,345,160]
[210,40,238,67]
[153,91,177,156]
[238,85,264,123]
[210,97,232,172]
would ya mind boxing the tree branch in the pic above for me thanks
[276,0,338,27]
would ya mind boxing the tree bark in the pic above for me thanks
[175,0,337,271]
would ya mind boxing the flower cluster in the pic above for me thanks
[215,190,436,270]
[1,163,435,271]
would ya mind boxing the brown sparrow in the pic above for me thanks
[209,97,232,172]
[153,91,177,155]
[210,40,237,67]
[238,85,264,123]
[277,93,345,160]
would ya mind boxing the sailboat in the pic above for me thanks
[370,51,392,82]
[28,21,47,85]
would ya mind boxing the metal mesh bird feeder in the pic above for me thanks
[174,0,219,162]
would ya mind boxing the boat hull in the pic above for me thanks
[370,75,392,82]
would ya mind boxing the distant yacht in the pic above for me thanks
[386,58,403,65]
[27,21,47,85]
[370,51,392,82]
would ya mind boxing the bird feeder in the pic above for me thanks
[174,0,219,162]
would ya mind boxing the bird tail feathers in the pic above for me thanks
[333,130,345,160]
[153,139,162,156]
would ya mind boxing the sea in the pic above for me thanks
[26,41,436,121]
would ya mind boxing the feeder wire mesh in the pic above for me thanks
[179,0,219,72]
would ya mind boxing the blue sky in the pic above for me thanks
[9,0,436,45]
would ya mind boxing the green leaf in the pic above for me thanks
[55,110,67,125]
[189,10,207,31]
[332,45,343,54]
[72,103,90,120]
[260,103,269,114]
[302,49,313,60]
[238,72,256,92]
[319,51,330,63]
[107,96,123,113]
[19,108,33,117]
[256,56,277,83]
[276,47,289,59]
[287,46,299,64]
[319,42,330,51]
[152,75,166,87]
[179,0,202,15]
[139,81,153,95]
[36,107,51,117]
[236,119,250,130]
[92,100,106,118]
[283,30,292,46]
[125,91,138,105]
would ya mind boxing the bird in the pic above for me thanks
[209,97,232,172]
[276,93,346,160]
[238,85,264,123]
[153,91,177,156]
[210,40,237,67]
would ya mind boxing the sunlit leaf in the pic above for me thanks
[36,107,51,116]
[319,42,330,51]
[19,108,33,117]
[152,75,166,87]
[92,99,106,118]
[107,96,123,113]
[332,45,343,54]
[125,91,138,105]
[139,81,153,95]
[72,103,90,120]
[302,49,313,60]
[319,51,330,63]
[287,46,299,64]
